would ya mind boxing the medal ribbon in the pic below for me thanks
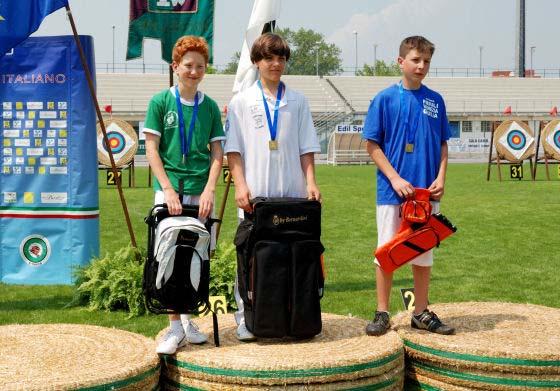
[258,80,283,143]
[175,85,199,163]
[398,81,421,149]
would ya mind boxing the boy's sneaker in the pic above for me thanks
[156,329,187,355]
[411,309,455,335]
[365,311,391,336]
[236,321,256,342]
[184,320,208,344]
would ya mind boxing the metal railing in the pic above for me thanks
[96,62,560,78]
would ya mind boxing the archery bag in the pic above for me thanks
[235,197,325,338]
[143,203,220,345]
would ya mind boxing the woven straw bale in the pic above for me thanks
[157,313,403,386]
[0,324,159,390]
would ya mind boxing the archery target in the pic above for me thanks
[495,120,535,162]
[542,119,560,161]
[96,119,138,167]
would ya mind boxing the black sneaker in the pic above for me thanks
[365,311,391,336]
[411,309,455,335]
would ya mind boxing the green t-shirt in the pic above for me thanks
[143,88,225,194]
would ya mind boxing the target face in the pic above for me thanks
[103,131,126,154]
[497,121,534,160]
[506,130,527,150]
[96,120,138,167]
[543,121,560,159]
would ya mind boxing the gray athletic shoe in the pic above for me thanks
[236,321,256,342]
[184,320,208,344]
[365,311,391,336]
[411,309,455,335]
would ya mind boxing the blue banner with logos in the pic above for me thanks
[0,36,99,284]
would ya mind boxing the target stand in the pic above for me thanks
[533,119,560,180]
[97,119,139,187]
[486,120,536,181]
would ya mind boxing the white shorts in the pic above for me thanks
[374,202,440,268]
[154,191,216,250]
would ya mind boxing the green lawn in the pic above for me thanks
[1,163,558,338]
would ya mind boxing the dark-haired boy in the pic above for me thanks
[363,36,455,336]
[224,33,321,341]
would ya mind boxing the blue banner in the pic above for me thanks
[0,35,99,284]
[0,0,69,57]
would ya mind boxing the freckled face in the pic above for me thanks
[173,51,206,89]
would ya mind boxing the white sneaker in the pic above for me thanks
[236,321,256,342]
[184,320,208,344]
[156,329,187,355]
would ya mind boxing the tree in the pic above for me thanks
[275,27,342,76]
[206,64,218,74]
[357,60,401,76]
[221,51,240,75]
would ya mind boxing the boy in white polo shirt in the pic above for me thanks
[224,33,321,341]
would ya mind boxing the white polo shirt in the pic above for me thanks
[224,81,320,202]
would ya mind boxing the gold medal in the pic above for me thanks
[405,143,414,153]
[269,140,278,150]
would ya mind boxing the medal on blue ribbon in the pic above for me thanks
[258,80,283,151]
[398,82,421,153]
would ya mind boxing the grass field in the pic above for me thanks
[1,163,558,338]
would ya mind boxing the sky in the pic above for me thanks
[35,0,558,73]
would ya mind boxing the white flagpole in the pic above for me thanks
[232,0,282,93]
[216,0,282,244]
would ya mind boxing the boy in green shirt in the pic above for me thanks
[143,36,225,354]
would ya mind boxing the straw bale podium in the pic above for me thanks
[0,324,159,390]
[393,302,560,390]
[158,313,405,390]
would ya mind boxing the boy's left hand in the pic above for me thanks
[307,183,321,202]
[428,178,445,201]
[198,188,214,219]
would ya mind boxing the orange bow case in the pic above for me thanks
[375,188,457,273]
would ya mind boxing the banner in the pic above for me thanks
[233,0,282,93]
[0,0,69,57]
[127,0,215,64]
[0,36,99,284]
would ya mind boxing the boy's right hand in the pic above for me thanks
[390,176,415,199]
[164,187,182,215]
[235,183,253,213]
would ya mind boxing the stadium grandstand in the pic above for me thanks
[97,73,560,164]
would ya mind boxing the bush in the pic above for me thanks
[209,243,238,311]
[69,243,238,316]
[69,245,146,317]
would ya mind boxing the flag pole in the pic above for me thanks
[214,20,276,244]
[64,4,137,248]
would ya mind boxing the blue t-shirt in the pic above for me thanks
[363,83,451,205]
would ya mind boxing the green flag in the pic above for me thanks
[127,0,214,64]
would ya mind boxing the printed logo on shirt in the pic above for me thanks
[224,118,230,133]
[164,111,178,129]
[423,98,439,119]
[248,104,264,129]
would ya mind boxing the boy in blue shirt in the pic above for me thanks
[363,36,455,336]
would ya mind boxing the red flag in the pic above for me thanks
[503,106,512,115]
[550,106,558,117]
[104,105,112,113]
